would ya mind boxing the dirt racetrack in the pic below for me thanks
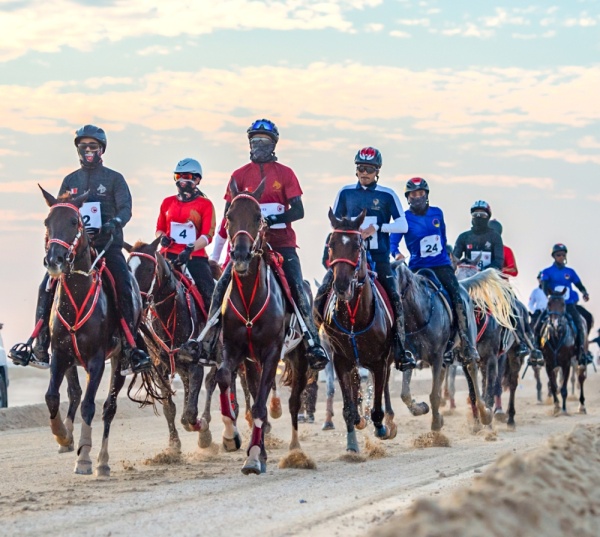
[1,363,600,537]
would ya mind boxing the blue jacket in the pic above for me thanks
[540,263,584,305]
[333,181,407,257]
[391,206,451,269]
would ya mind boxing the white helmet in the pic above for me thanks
[174,158,202,177]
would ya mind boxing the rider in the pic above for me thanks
[453,201,504,271]
[156,158,216,312]
[10,125,151,374]
[488,219,518,277]
[528,271,548,328]
[539,243,591,364]
[315,147,416,371]
[194,118,329,371]
[389,178,480,364]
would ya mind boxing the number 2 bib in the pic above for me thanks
[170,221,197,245]
[80,202,102,229]
[420,234,441,258]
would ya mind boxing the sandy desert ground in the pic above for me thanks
[1,362,599,537]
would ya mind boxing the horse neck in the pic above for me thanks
[397,265,429,327]
[231,255,268,304]
[154,254,178,303]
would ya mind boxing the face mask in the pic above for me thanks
[176,179,198,201]
[249,138,276,163]
[471,216,489,232]
[78,146,103,168]
[408,196,428,213]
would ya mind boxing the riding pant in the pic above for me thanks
[165,254,215,313]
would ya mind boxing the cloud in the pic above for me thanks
[137,45,182,56]
[505,149,600,165]
[442,174,555,190]
[578,136,600,149]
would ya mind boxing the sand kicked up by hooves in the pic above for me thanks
[278,449,316,469]
[413,431,451,448]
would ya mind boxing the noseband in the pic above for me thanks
[228,193,266,258]
[328,229,364,283]
[46,203,84,266]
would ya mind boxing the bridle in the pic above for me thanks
[328,229,365,287]
[128,251,160,300]
[228,193,266,259]
[46,203,84,267]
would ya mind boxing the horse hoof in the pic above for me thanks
[223,432,242,452]
[269,397,282,420]
[493,410,508,423]
[241,459,263,475]
[507,422,516,431]
[431,416,444,432]
[198,429,213,449]
[578,406,587,415]
[374,425,388,439]
[58,443,74,454]
[356,417,367,430]
[297,413,306,424]
[74,461,93,475]
[321,421,335,431]
[411,402,430,416]
[96,465,110,478]
[480,408,493,426]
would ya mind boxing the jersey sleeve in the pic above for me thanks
[453,233,466,261]
[283,168,303,200]
[199,200,217,242]
[503,246,518,277]
[156,198,169,235]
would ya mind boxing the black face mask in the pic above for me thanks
[472,216,490,232]
[249,138,276,163]
[408,196,428,214]
[78,147,103,168]
[176,180,199,201]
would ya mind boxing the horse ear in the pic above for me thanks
[472,252,482,264]
[229,178,239,199]
[39,184,57,207]
[355,209,367,229]
[328,207,338,228]
[253,178,266,201]
[71,190,90,208]
[122,241,133,253]
[150,236,162,251]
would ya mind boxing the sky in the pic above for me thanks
[1,0,600,349]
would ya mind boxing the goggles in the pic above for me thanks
[250,136,273,145]
[471,211,489,218]
[356,165,378,174]
[249,119,276,132]
[174,172,199,181]
[77,142,101,151]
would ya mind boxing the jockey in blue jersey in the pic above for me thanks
[314,147,416,371]
[539,243,592,363]
[390,177,480,363]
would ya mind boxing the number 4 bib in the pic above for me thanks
[170,221,197,245]
[420,234,441,258]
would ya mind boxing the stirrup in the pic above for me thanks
[9,342,34,367]
[395,350,416,372]
[307,344,329,371]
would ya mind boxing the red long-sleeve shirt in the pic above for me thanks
[502,245,518,277]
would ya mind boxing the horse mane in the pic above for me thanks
[132,240,149,250]
[57,192,73,201]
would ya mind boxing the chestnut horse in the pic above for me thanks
[214,179,309,474]
[317,209,397,453]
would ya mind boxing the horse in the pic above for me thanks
[395,261,493,431]
[40,187,153,476]
[127,238,224,451]
[213,179,309,474]
[539,290,587,415]
[317,209,397,453]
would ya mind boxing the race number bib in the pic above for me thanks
[80,202,102,229]
[553,285,571,300]
[170,221,197,245]
[260,203,286,229]
[360,216,379,250]
[470,250,492,269]
[420,234,441,258]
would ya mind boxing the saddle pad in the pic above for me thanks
[415,269,454,325]
[373,278,395,324]
[265,249,296,310]
[173,269,208,320]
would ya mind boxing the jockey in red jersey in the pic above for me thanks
[488,219,518,278]
[156,158,216,313]
[189,118,329,370]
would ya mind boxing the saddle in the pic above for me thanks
[264,248,296,310]
[415,268,453,324]
[173,268,208,320]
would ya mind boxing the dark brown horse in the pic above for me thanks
[215,179,309,474]
[317,210,397,453]
[40,187,149,476]
[127,239,223,451]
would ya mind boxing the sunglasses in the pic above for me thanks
[77,142,101,151]
[554,253,566,258]
[356,165,378,174]
[472,211,489,218]
[250,136,272,145]
[173,172,199,181]
[250,119,276,132]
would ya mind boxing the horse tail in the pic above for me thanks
[460,269,517,330]
[126,365,171,413]
[281,358,293,388]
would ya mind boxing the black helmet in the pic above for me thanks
[74,125,107,151]
[404,177,429,198]
[247,119,279,142]
[552,243,568,256]
[470,200,492,217]
[488,219,503,235]
[354,147,382,168]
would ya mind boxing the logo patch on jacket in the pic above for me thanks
[432,218,440,228]
[272,180,282,191]
[565,274,571,280]
[485,241,491,249]
[467,244,473,250]
[70,188,78,194]
[97,184,107,194]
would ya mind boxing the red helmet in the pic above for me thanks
[404,177,430,198]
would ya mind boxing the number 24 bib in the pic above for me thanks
[170,221,197,245]
[420,234,441,258]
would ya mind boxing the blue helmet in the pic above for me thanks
[74,125,107,151]
[354,147,382,168]
[247,119,279,142]
[551,243,567,256]
[174,158,202,177]
[471,200,492,217]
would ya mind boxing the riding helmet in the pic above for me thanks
[74,125,107,151]
[354,147,382,168]
[247,119,279,142]
[470,200,492,217]
[174,158,203,178]
[404,177,430,198]
[551,243,568,256]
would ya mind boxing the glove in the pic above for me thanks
[160,235,175,248]
[264,215,279,227]
[101,217,121,235]
[176,245,194,266]
[583,293,590,302]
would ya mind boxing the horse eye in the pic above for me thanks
[71,217,78,226]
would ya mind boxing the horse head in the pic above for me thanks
[226,178,266,275]
[547,289,567,331]
[127,237,162,297]
[40,185,90,277]
[327,208,367,301]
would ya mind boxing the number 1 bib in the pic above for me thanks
[170,221,197,245]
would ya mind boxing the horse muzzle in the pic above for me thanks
[333,280,354,302]
[44,254,66,278]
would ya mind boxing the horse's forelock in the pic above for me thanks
[132,240,149,250]
[334,216,360,231]
[57,192,72,202]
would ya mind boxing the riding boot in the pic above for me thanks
[293,282,329,372]
[455,297,480,365]
[390,290,416,372]
[513,316,530,358]
[10,276,54,369]
[118,293,151,376]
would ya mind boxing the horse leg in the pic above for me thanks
[383,362,397,440]
[464,360,492,426]
[97,354,126,477]
[243,349,280,475]
[448,364,457,409]
[352,368,366,429]
[547,365,560,415]
[505,352,520,430]
[322,360,336,431]
[269,379,283,420]
[288,350,308,451]
[216,355,242,452]
[46,354,74,451]
[371,361,395,440]
[182,363,209,436]
[494,354,506,418]
[161,368,181,453]
[304,374,318,423]
[198,365,217,448]
[560,364,569,414]
[429,358,445,431]
[533,365,543,403]
[58,366,82,452]
[400,368,429,416]
[337,363,360,453]
[75,354,105,475]
[239,365,254,429]
[577,364,587,414]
